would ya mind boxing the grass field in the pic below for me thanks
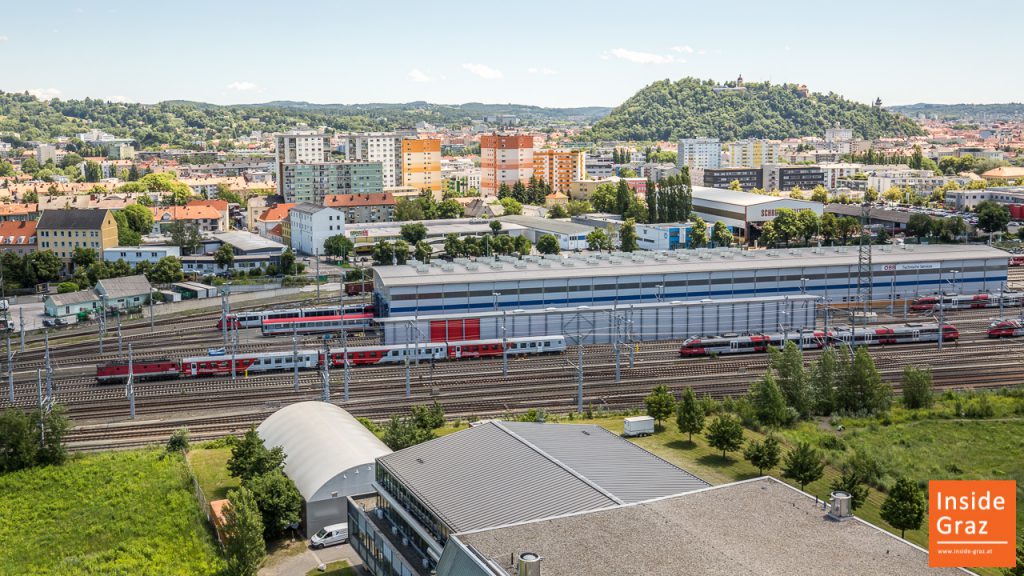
[188,447,240,501]
[306,560,355,576]
[0,449,225,575]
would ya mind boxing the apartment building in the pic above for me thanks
[480,134,534,197]
[279,161,383,204]
[36,209,119,270]
[726,139,779,168]
[533,149,584,194]
[677,137,721,169]
[695,167,764,190]
[324,192,396,224]
[762,164,827,192]
[0,220,37,256]
[274,129,330,197]
[151,205,227,234]
[289,203,346,256]
[343,132,408,188]
[400,138,442,193]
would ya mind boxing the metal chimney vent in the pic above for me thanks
[828,491,853,520]
[517,552,542,576]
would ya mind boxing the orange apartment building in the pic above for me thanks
[400,138,442,193]
[533,149,584,194]
[480,134,534,197]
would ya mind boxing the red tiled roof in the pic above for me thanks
[0,203,38,216]
[323,192,395,208]
[152,205,222,221]
[268,223,283,236]
[186,199,230,213]
[257,203,295,223]
[0,220,37,245]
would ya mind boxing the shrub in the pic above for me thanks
[167,427,190,452]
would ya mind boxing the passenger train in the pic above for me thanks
[679,323,959,357]
[95,335,567,382]
[909,292,1023,312]
[216,304,374,330]
[986,318,1024,338]
[260,313,375,337]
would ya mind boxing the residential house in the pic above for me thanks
[289,203,345,256]
[0,203,38,222]
[151,205,226,234]
[44,290,100,319]
[255,202,295,238]
[0,220,38,256]
[96,275,154,310]
[36,209,119,271]
[186,199,231,231]
[323,193,396,224]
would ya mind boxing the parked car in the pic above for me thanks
[42,318,68,328]
[310,523,348,549]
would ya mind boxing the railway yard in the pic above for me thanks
[3,269,1024,451]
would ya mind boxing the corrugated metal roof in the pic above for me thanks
[97,275,152,299]
[377,421,709,533]
[499,422,709,502]
[257,402,391,501]
[47,289,99,307]
[214,231,286,253]
[691,186,822,207]
[378,423,618,533]
[374,244,1009,288]
[499,215,594,235]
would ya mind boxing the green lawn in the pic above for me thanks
[306,560,355,576]
[188,447,240,501]
[0,449,225,575]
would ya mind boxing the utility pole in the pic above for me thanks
[856,202,873,328]
[404,323,411,398]
[220,285,230,350]
[292,324,299,392]
[44,329,53,400]
[613,313,621,383]
[342,319,350,402]
[576,322,584,413]
[5,330,13,404]
[36,369,44,447]
[149,289,155,332]
[501,310,508,376]
[19,307,25,352]
[315,249,320,303]
[320,336,331,402]
[126,344,135,419]
[116,311,123,358]
[231,314,238,381]
[98,296,107,354]
[628,306,636,368]
[938,299,945,352]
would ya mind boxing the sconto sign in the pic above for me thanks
[928,480,1016,568]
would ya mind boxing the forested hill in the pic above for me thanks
[0,91,610,148]
[587,78,925,141]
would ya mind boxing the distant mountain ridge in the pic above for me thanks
[888,102,1024,121]
[587,77,925,141]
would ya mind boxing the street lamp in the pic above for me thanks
[655,284,664,303]
[799,277,809,295]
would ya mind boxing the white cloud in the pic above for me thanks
[671,45,694,54]
[408,69,432,83]
[28,88,61,100]
[0,35,9,43]
[462,63,503,80]
[605,48,678,64]
[107,95,129,103]
[527,67,558,76]
[226,81,258,92]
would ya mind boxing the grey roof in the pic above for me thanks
[374,244,1010,288]
[499,215,595,236]
[289,202,335,216]
[96,275,152,299]
[213,231,286,253]
[450,477,975,576]
[47,289,99,307]
[376,421,707,533]
[825,203,912,224]
[37,208,110,230]
[257,402,391,501]
[691,186,823,208]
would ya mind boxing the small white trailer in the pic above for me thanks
[623,415,655,437]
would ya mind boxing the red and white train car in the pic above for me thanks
[96,358,181,383]
[680,323,958,357]
[910,292,1022,312]
[987,318,1024,338]
[260,313,375,337]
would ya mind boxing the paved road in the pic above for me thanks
[259,541,365,576]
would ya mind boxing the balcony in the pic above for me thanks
[348,495,435,576]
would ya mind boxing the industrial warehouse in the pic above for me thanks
[372,244,1009,317]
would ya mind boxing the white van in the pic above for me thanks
[310,523,348,549]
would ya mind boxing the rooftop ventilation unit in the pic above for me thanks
[489,262,503,270]
[538,260,552,268]
[517,552,542,576]
[562,260,576,267]
[465,262,479,271]
[828,491,853,521]
[453,257,470,265]
[514,261,527,269]
[609,257,622,264]
[441,263,454,272]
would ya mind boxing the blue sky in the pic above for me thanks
[0,0,1019,108]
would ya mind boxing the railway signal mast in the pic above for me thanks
[856,202,873,328]
[320,335,331,402]
[126,344,135,419]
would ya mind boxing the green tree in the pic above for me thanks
[167,427,190,452]
[323,234,354,262]
[410,401,445,430]
[705,414,744,459]
[437,198,463,219]
[489,220,502,235]
[566,199,592,216]
[147,256,184,284]
[113,210,142,246]
[25,251,62,283]
[976,200,1010,235]
[443,234,463,257]
[743,434,781,475]
[880,477,926,538]
[122,203,154,235]
[0,160,15,177]
[513,235,531,255]
[749,371,790,427]
[810,185,829,204]
[0,409,37,472]
[586,229,612,252]
[830,465,869,511]
[547,204,569,219]
[381,416,435,450]
[589,183,618,213]
[644,384,676,428]
[711,221,733,247]
[56,281,78,293]
[901,366,933,409]
[394,198,425,221]
[214,243,235,270]
[689,217,708,248]
[29,404,69,466]
[906,213,933,238]
[280,248,297,274]
[819,212,838,244]
[244,469,303,539]
[619,218,639,252]
[769,341,812,418]
[809,347,843,415]
[536,234,560,255]
[499,197,522,215]
[782,441,825,491]
[837,346,889,415]
[728,179,742,191]
[83,160,102,182]
[227,428,286,481]
[796,210,819,245]
[167,221,202,255]
[222,486,267,576]
[414,240,431,263]
[71,247,98,269]
[675,387,705,441]
[400,222,428,244]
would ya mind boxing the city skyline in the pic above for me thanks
[1,0,1020,109]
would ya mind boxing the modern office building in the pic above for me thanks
[533,149,584,194]
[763,164,826,191]
[726,139,779,168]
[279,161,383,204]
[676,137,721,169]
[274,129,330,197]
[695,167,764,190]
[400,138,442,193]
[584,153,614,179]
[480,134,534,196]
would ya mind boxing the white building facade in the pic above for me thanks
[677,138,721,169]
[343,132,404,188]
[274,130,330,197]
[289,203,346,256]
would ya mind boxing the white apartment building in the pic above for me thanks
[818,162,864,189]
[343,132,408,188]
[36,144,58,165]
[103,245,181,266]
[725,139,779,168]
[825,126,854,142]
[274,129,330,196]
[289,203,346,256]
[677,138,721,169]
